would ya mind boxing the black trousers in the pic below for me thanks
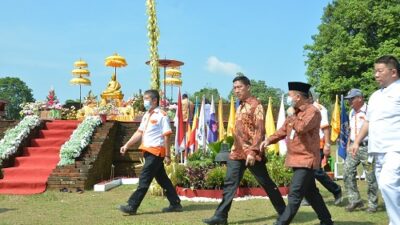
[276,168,333,225]
[127,152,180,209]
[214,159,286,218]
[314,151,341,195]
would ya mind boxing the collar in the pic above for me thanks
[148,106,160,114]
[239,96,255,105]
[296,102,310,113]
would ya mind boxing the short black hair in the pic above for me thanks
[375,55,400,74]
[144,89,160,106]
[233,75,251,86]
[182,94,188,99]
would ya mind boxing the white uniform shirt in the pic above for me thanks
[138,107,172,156]
[367,79,400,153]
[349,103,368,142]
[313,102,329,139]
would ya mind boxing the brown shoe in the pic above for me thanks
[345,201,364,212]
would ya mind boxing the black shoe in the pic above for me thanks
[118,204,137,215]
[333,190,342,205]
[345,201,364,212]
[301,199,311,206]
[202,216,228,225]
[162,204,183,213]
[366,207,377,213]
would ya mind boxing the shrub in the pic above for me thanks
[240,170,260,188]
[267,153,293,187]
[205,166,227,189]
[166,163,188,187]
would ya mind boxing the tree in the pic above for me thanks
[0,77,35,119]
[304,0,400,105]
[190,88,222,103]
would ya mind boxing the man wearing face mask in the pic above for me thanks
[203,75,286,225]
[261,82,333,225]
[118,89,182,215]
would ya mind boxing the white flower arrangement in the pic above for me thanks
[0,115,41,165]
[58,116,102,166]
[19,101,46,116]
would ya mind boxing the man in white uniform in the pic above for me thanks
[351,55,400,225]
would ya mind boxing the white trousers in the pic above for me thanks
[374,152,400,225]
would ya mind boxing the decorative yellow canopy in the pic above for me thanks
[71,68,90,76]
[163,77,182,86]
[105,53,127,68]
[74,59,88,68]
[166,67,181,77]
[70,77,91,85]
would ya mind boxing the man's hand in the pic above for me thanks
[120,145,128,155]
[245,154,256,167]
[164,156,171,165]
[350,143,360,158]
[260,139,269,151]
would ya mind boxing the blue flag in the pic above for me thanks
[207,96,218,143]
[338,95,349,159]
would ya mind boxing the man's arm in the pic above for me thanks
[350,120,369,157]
[120,131,142,155]
[322,126,331,156]
[163,134,171,165]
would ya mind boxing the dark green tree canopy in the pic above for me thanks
[190,87,222,103]
[0,77,35,119]
[304,0,400,105]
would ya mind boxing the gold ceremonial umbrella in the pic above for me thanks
[166,67,181,78]
[163,77,182,86]
[74,59,88,68]
[163,77,182,101]
[71,59,91,106]
[71,68,90,76]
[105,53,127,79]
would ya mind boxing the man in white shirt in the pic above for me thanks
[343,89,378,213]
[351,55,400,225]
[118,90,182,215]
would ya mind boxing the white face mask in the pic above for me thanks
[286,96,295,107]
[143,100,151,110]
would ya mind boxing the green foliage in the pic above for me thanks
[186,150,213,168]
[0,77,35,119]
[240,170,260,188]
[205,166,227,189]
[166,163,188,187]
[190,87,224,103]
[304,0,400,105]
[266,153,293,187]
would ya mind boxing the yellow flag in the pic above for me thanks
[226,96,236,137]
[218,98,225,141]
[265,97,279,154]
[330,95,340,142]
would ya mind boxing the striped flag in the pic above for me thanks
[187,97,199,152]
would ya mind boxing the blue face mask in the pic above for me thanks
[286,96,295,107]
[143,100,151,110]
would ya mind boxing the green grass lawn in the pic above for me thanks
[0,180,388,225]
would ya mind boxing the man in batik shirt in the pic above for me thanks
[203,75,286,225]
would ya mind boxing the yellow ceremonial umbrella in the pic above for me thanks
[163,77,182,102]
[71,59,91,106]
[105,53,127,79]
[166,67,181,78]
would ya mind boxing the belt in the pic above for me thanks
[350,140,368,147]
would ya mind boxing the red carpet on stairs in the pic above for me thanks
[0,120,80,195]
